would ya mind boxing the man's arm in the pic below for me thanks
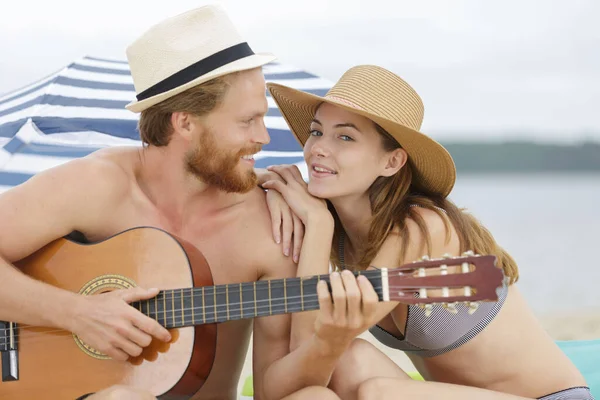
[0,156,122,322]
[0,154,170,360]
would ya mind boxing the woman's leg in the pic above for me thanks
[357,378,533,400]
[281,386,341,400]
[329,338,411,400]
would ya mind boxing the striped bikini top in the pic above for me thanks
[337,207,508,358]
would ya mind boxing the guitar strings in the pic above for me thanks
[1,294,481,348]
[0,284,482,344]
[0,281,479,336]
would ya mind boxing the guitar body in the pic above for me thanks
[0,226,504,399]
[2,227,217,399]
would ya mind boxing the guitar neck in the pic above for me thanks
[131,270,386,329]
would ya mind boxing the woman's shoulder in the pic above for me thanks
[390,204,460,261]
[403,204,451,238]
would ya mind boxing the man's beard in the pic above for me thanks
[185,128,260,193]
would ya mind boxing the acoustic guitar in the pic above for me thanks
[0,226,503,399]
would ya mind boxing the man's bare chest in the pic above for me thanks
[87,207,261,286]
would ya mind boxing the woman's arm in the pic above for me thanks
[262,166,401,351]
[261,165,336,350]
[256,166,305,261]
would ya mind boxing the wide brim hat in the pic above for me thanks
[267,65,456,197]
[126,5,276,113]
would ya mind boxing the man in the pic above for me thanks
[0,5,366,400]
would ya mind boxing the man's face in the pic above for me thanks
[185,69,270,193]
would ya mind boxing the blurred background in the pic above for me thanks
[1,0,598,357]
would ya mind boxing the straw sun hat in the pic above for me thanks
[267,65,456,198]
[125,4,276,112]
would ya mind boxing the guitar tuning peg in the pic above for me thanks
[418,303,433,316]
[467,301,480,315]
[443,303,458,314]
[462,250,475,256]
[442,253,453,259]
[423,304,433,317]
[420,255,430,261]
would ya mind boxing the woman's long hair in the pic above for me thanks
[329,124,519,284]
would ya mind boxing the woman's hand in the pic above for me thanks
[257,166,305,262]
[313,270,382,355]
[255,167,281,187]
[265,188,304,263]
[262,165,329,226]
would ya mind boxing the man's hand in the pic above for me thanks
[67,287,172,360]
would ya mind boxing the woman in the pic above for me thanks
[260,65,593,399]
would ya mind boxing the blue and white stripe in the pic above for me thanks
[0,56,333,193]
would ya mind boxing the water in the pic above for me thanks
[448,173,600,317]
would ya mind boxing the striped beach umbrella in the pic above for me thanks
[0,56,332,193]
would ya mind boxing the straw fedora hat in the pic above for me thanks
[267,65,456,197]
[125,5,276,113]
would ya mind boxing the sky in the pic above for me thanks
[0,0,598,142]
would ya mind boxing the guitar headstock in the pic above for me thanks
[386,251,504,316]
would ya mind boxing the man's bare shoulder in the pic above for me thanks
[236,187,271,227]
[48,147,135,198]
[1,147,135,202]
[238,187,297,280]
[0,147,139,262]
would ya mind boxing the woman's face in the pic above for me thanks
[303,102,401,200]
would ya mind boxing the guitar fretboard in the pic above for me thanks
[131,271,384,328]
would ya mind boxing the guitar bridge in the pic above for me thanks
[0,321,19,382]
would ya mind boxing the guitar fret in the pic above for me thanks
[300,278,304,311]
[171,289,180,328]
[268,280,272,315]
[163,291,167,325]
[156,291,165,327]
[139,299,147,317]
[226,284,230,321]
[285,277,302,314]
[253,282,257,317]
[241,282,254,319]
[203,286,215,323]
[213,286,217,322]
[191,288,195,325]
[301,276,321,313]
[284,278,287,313]
[172,289,175,326]
[254,281,269,317]
[181,288,185,326]
[181,288,191,327]
[240,283,243,317]
[202,287,206,323]
[227,282,241,321]
[215,284,228,323]
[155,296,158,323]
[269,279,285,315]
[9,322,14,349]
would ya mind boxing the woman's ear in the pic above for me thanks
[380,148,408,177]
